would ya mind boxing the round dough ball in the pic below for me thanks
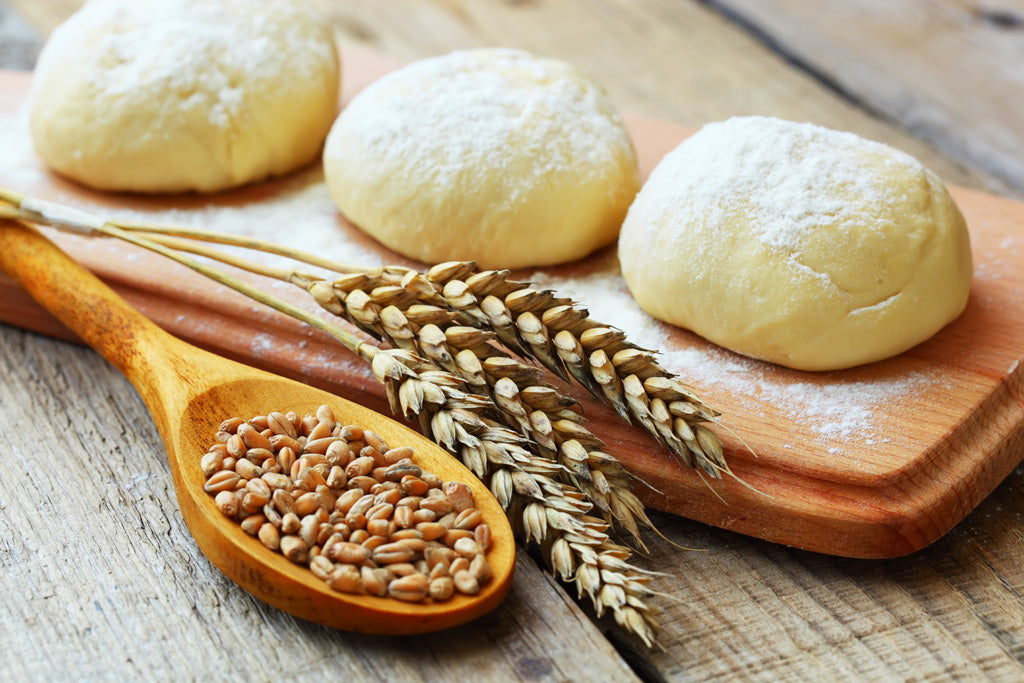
[29,0,340,193]
[618,116,972,371]
[322,48,640,269]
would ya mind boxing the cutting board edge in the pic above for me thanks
[633,361,1024,558]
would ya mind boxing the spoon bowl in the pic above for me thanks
[0,218,514,634]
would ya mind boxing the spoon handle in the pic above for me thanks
[0,219,178,383]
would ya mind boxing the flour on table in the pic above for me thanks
[665,342,933,453]
[529,269,669,349]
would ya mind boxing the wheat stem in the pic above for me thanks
[129,231,319,285]
[114,219,379,275]
[0,200,367,355]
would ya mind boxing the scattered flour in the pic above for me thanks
[665,345,932,447]
[632,115,924,258]
[529,269,667,348]
[113,175,387,271]
[0,103,43,186]
[531,269,935,454]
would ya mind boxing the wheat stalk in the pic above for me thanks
[303,274,656,542]
[39,201,728,480]
[423,262,727,477]
[364,345,664,646]
[1,190,675,647]
[203,246,729,478]
[81,226,661,542]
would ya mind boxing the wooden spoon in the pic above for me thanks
[0,219,514,634]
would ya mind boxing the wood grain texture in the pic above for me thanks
[712,0,1024,198]
[3,1,1024,680]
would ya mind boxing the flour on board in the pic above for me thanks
[531,269,936,453]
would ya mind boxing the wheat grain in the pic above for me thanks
[203,404,495,602]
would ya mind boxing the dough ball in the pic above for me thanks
[322,48,640,269]
[29,0,340,193]
[618,116,972,371]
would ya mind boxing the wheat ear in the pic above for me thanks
[52,207,728,478]
[1,191,671,647]
[423,262,727,477]
[98,231,660,542]
[364,346,665,646]
[301,273,656,543]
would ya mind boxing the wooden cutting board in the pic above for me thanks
[1,48,1021,559]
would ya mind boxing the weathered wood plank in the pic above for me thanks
[712,0,1024,197]
[637,474,1024,680]
[0,326,638,682]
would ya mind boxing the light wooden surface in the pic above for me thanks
[2,1,1024,680]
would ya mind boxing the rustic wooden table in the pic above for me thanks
[2,1,1023,680]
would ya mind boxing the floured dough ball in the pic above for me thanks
[29,0,340,193]
[619,116,972,371]
[322,48,640,269]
